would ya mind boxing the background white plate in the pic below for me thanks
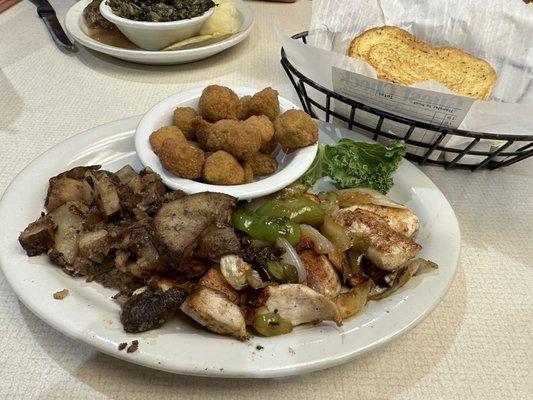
[65,0,254,65]
[0,116,460,378]
[135,87,318,199]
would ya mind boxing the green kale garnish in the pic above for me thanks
[299,139,406,194]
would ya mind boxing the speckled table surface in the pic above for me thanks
[1,1,532,399]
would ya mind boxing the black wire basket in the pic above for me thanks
[280,31,533,170]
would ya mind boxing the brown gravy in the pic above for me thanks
[88,27,140,50]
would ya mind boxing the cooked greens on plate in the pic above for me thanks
[107,0,215,22]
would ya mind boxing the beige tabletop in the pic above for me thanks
[1,1,532,399]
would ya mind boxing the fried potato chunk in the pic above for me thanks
[198,85,240,122]
[150,126,186,155]
[248,87,280,121]
[173,107,198,140]
[274,109,318,151]
[246,152,278,176]
[203,150,245,185]
[159,138,205,179]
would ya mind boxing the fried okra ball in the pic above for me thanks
[149,126,186,155]
[198,85,240,122]
[195,118,237,151]
[172,107,198,140]
[244,115,274,145]
[236,95,252,120]
[226,119,262,160]
[159,138,205,179]
[246,152,278,176]
[274,109,318,151]
[203,151,245,185]
[248,87,280,121]
[195,117,262,160]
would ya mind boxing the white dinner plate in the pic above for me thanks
[135,87,318,199]
[65,0,254,65]
[0,116,460,378]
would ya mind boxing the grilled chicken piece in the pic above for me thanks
[327,250,349,273]
[18,215,56,256]
[199,267,239,303]
[153,192,236,264]
[180,287,248,340]
[335,208,421,271]
[339,204,419,238]
[249,284,342,327]
[195,224,241,260]
[47,201,88,267]
[298,250,341,298]
[121,287,186,333]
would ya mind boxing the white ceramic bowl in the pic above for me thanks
[135,87,319,200]
[99,1,215,51]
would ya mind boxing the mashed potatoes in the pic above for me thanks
[163,0,240,51]
[200,0,240,36]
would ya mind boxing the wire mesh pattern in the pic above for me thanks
[280,31,533,170]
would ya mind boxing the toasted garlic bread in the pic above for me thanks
[347,26,497,100]
[347,26,417,59]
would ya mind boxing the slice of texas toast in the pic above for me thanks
[347,26,419,59]
[347,26,497,100]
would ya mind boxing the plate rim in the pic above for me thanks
[64,0,255,63]
[0,116,461,378]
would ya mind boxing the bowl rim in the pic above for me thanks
[99,1,215,28]
[134,87,319,200]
